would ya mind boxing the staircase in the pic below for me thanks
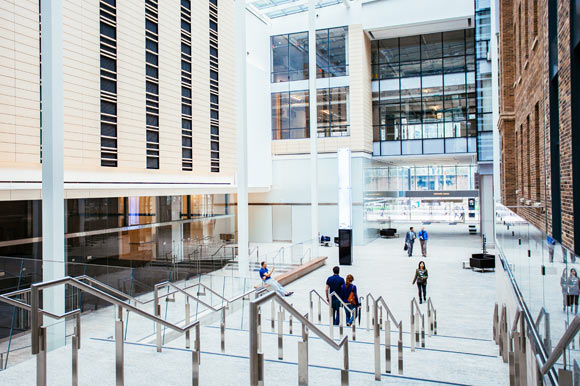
[0,274,508,386]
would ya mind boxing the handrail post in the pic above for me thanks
[309,294,313,322]
[116,305,124,386]
[398,321,403,375]
[257,306,262,352]
[154,286,162,353]
[289,304,293,335]
[519,314,527,386]
[421,313,425,348]
[192,324,200,386]
[318,297,321,323]
[366,296,370,331]
[339,301,344,337]
[373,301,380,380]
[72,318,80,386]
[249,300,260,386]
[271,301,275,332]
[278,308,284,360]
[37,326,47,386]
[493,303,499,343]
[221,307,226,353]
[341,339,349,386]
[298,321,308,385]
[352,308,356,341]
[384,319,391,373]
[185,302,191,349]
[329,299,334,339]
[410,301,415,352]
[434,309,437,335]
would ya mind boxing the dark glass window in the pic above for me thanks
[100,22,116,39]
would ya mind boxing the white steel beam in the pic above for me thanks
[308,0,319,257]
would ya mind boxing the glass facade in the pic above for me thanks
[371,29,477,156]
[271,87,349,139]
[475,0,493,161]
[365,165,477,192]
[270,27,348,83]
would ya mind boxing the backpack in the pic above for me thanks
[346,285,356,306]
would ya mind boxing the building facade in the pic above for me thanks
[497,0,580,254]
[248,0,493,245]
[0,0,243,264]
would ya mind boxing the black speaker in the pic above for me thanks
[338,228,352,265]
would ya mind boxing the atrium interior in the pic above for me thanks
[0,0,579,385]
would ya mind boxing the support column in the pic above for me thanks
[235,0,249,275]
[41,0,66,351]
[308,0,319,258]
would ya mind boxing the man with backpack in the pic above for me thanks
[341,274,359,326]
[418,227,428,257]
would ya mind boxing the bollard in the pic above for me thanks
[185,303,191,349]
[278,311,284,360]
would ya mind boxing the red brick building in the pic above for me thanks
[498,0,580,253]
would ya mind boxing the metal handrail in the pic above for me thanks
[249,291,349,385]
[376,296,399,326]
[372,296,403,378]
[411,297,424,317]
[539,315,580,375]
[410,297,425,351]
[426,297,438,336]
[510,308,521,336]
[300,248,311,264]
[535,307,552,354]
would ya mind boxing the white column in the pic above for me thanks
[236,0,249,274]
[308,0,319,258]
[41,0,66,350]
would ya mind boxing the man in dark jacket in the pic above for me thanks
[405,227,417,257]
[325,266,345,325]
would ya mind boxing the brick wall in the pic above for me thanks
[498,0,575,252]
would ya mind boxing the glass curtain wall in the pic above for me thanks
[365,165,477,192]
[372,29,477,156]
[475,0,493,160]
[271,87,349,139]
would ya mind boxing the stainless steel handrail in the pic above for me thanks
[535,307,552,355]
[426,297,437,336]
[300,248,311,264]
[373,296,403,377]
[0,276,204,386]
[309,289,328,324]
[410,298,425,350]
[538,315,580,375]
[249,291,349,386]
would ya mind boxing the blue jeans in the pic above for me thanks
[264,278,287,296]
[331,298,341,325]
[345,304,356,325]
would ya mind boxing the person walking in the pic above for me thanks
[259,261,293,297]
[412,261,428,304]
[418,227,428,257]
[561,268,568,311]
[326,266,345,325]
[405,227,417,257]
[341,274,359,327]
[547,236,556,263]
[568,268,580,314]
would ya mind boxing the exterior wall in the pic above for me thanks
[0,0,238,200]
[498,0,575,252]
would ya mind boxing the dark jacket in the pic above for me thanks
[341,283,359,307]
[405,231,417,243]
[412,268,428,284]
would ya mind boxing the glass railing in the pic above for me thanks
[495,202,579,367]
[0,254,257,369]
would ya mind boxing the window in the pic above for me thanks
[271,90,308,139]
[181,0,193,171]
[209,0,219,172]
[271,32,308,82]
[145,0,159,169]
[371,29,476,155]
[318,87,349,136]
[317,27,348,78]
[99,0,118,167]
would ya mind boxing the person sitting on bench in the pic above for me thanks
[259,261,293,297]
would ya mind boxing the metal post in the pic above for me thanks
[519,316,527,386]
[309,297,313,323]
[341,339,349,386]
[379,306,383,328]
[398,322,403,375]
[31,285,40,355]
[513,332,520,386]
[192,349,199,386]
[366,299,370,331]
[384,320,391,373]
[410,307,415,352]
[278,311,283,360]
[289,305,293,335]
[271,301,275,332]
[221,308,226,353]
[544,313,551,355]
[37,326,47,386]
[257,306,262,352]
[352,313,356,341]
[250,301,259,386]
[298,324,308,386]
[318,298,321,323]
[373,302,380,380]
[421,314,425,348]
[493,303,499,342]
[434,309,437,335]
[185,303,191,349]
[329,301,334,339]
[195,323,201,365]
[258,353,264,386]
[115,307,124,386]
[155,288,161,352]
[339,302,344,337]
[415,312,420,349]
[72,327,79,386]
